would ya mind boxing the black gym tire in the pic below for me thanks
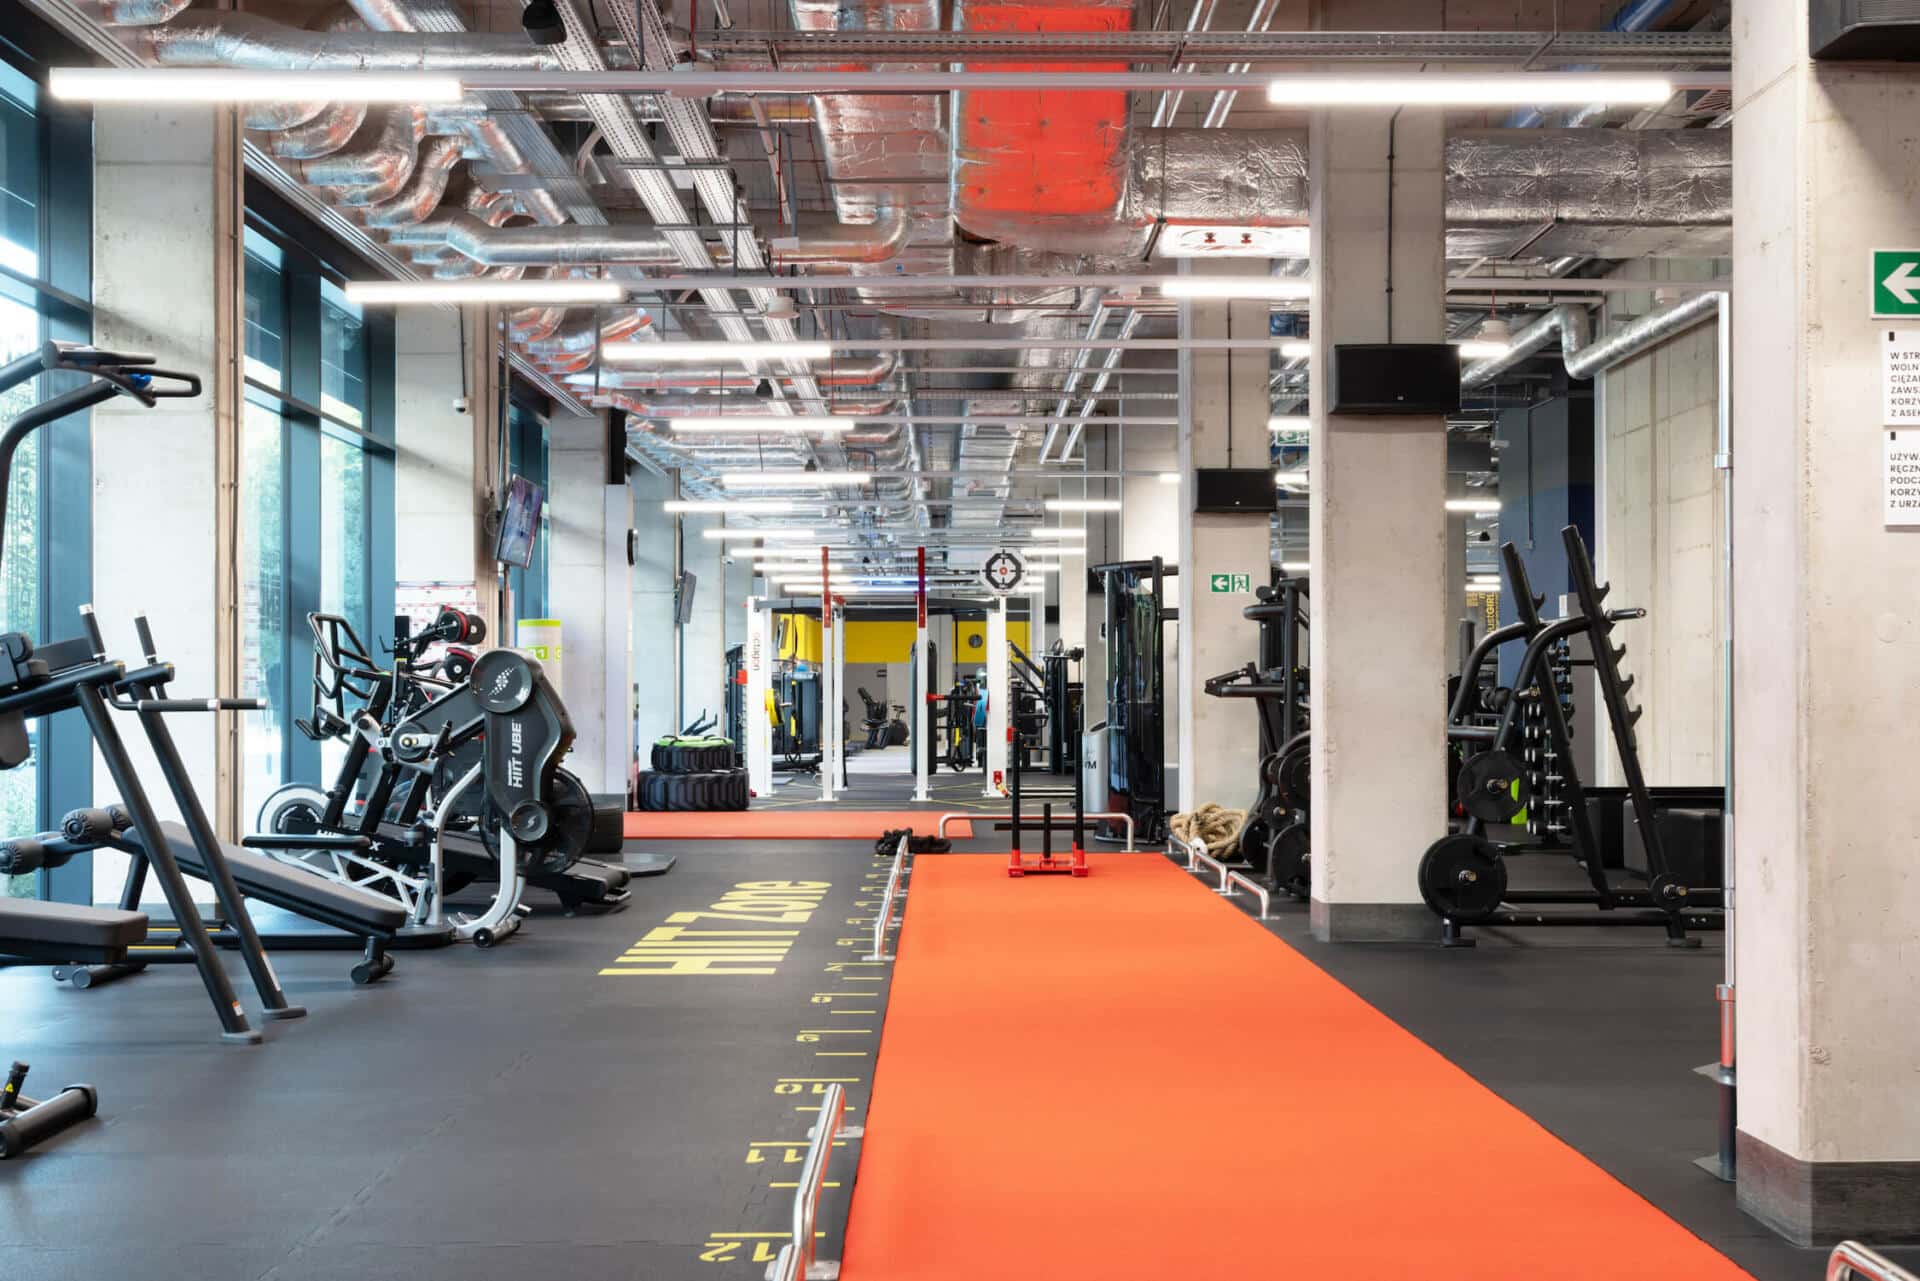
[650,740,735,774]
[636,768,749,812]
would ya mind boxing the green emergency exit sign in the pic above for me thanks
[1209,573,1252,593]
[1873,250,1920,317]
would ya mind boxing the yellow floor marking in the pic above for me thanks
[830,1009,877,1016]
[815,1051,870,1057]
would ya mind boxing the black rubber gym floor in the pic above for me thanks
[8,827,1906,1281]
[0,839,894,1281]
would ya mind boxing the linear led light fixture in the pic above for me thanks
[1158,472,1180,485]
[663,499,798,515]
[670,418,854,435]
[722,471,875,488]
[50,68,465,103]
[1280,561,1310,574]
[1045,498,1121,513]
[346,279,624,305]
[603,340,832,363]
[1159,278,1312,301]
[1446,498,1502,514]
[1265,74,1674,107]
[1278,341,1310,359]
[1454,340,1512,359]
[1025,528,1087,539]
[1269,415,1309,432]
[700,527,817,541]
[1274,468,1310,486]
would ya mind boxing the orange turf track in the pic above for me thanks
[840,853,1757,1281]
[621,810,971,840]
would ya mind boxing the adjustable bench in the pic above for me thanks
[50,808,409,986]
[0,899,147,966]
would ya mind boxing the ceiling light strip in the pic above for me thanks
[452,69,1719,95]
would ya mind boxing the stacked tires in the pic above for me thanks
[635,736,748,812]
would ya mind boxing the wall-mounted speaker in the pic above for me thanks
[1330,344,1461,416]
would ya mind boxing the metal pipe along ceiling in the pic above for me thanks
[1459,290,1722,387]
[386,213,685,266]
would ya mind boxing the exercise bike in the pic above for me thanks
[255,610,629,931]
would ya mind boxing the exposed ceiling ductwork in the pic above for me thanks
[62,0,1736,528]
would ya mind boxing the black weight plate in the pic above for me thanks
[1417,834,1507,924]
[1457,750,1529,824]
[1237,815,1272,868]
[1275,745,1311,811]
[1266,821,1310,898]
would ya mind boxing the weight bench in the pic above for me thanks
[0,899,147,966]
[59,809,408,985]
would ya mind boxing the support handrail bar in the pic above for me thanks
[865,839,907,962]
[1185,834,1231,892]
[937,809,1137,851]
[766,1084,854,1281]
[1224,869,1273,919]
[1831,1242,1920,1281]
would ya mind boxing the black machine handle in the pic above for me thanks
[135,697,264,713]
[78,605,107,661]
[134,615,159,666]
[243,832,373,853]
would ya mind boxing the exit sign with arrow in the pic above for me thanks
[1874,250,1920,317]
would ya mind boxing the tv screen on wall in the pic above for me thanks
[494,472,545,569]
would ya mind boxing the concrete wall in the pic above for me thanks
[1598,261,1729,787]
[630,468,679,745]
[674,516,728,729]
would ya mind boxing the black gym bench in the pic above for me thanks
[51,810,408,986]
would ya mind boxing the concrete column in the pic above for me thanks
[629,468,677,746]
[546,411,629,794]
[1730,5,1920,1241]
[1176,260,1274,815]
[90,104,241,897]
[395,308,481,587]
[1306,107,1449,942]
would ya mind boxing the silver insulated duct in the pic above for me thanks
[1461,291,1723,388]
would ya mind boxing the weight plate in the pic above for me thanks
[1275,744,1311,811]
[1417,834,1508,924]
[1237,815,1272,868]
[1457,749,1529,823]
[1266,821,1310,899]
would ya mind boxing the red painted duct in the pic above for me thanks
[952,0,1135,253]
